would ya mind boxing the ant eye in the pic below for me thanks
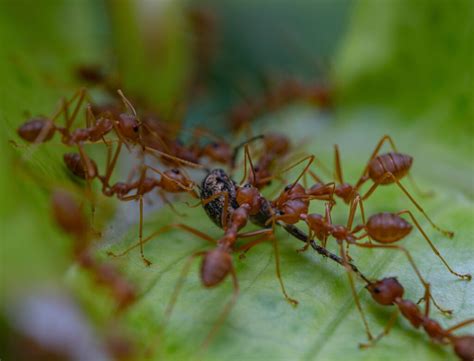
[284,185,291,191]
[253,166,260,172]
[244,183,251,188]
[374,287,381,294]
[172,169,180,174]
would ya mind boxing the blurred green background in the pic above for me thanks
[0,0,472,360]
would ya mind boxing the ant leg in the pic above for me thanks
[108,223,215,258]
[397,210,470,280]
[360,309,400,349]
[334,144,344,184]
[65,88,87,133]
[296,227,313,253]
[77,143,96,179]
[138,195,150,266]
[445,319,474,333]
[361,172,454,238]
[308,169,325,184]
[264,213,299,226]
[239,143,257,185]
[237,227,298,306]
[235,228,274,257]
[200,191,231,229]
[263,217,299,306]
[281,155,315,189]
[272,233,298,306]
[158,190,186,217]
[102,141,123,190]
[230,134,264,170]
[144,146,204,169]
[201,265,240,351]
[146,165,196,192]
[354,242,452,315]
[339,242,374,342]
[164,251,206,323]
[346,195,371,245]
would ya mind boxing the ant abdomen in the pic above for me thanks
[201,249,232,287]
[452,335,474,361]
[51,190,88,239]
[17,118,55,142]
[366,213,413,243]
[63,152,98,179]
[368,152,413,184]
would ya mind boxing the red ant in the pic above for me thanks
[51,189,137,312]
[366,277,474,360]
[295,197,470,343]
[307,135,454,239]
[228,78,332,132]
[262,155,469,342]
[235,132,293,189]
[104,164,198,266]
[110,162,307,349]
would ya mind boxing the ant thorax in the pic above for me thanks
[200,169,239,228]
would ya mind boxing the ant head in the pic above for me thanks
[117,113,140,141]
[201,248,232,287]
[452,335,474,361]
[366,277,404,305]
[162,168,193,191]
[236,184,260,213]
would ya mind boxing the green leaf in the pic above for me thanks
[1,1,472,361]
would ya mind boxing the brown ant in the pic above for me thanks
[105,164,198,266]
[366,277,474,360]
[294,195,470,342]
[308,136,454,239]
[51,189,137,312]
[234,132,293,189]
[228,78,333,132]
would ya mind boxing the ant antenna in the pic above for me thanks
[117,89,139,120]
[231,134,265,169]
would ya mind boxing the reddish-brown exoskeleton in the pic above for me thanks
[366,277,474,361]
[105,165,198,266]
[51,189,137,312]
[228,78,333,132]
[308,136,454,239]
[240,132,292,189]
[297,191,470,342]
